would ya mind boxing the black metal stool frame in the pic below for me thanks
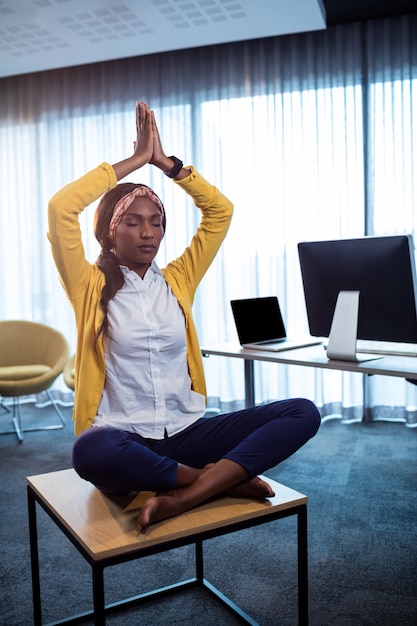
[28,484,308,626]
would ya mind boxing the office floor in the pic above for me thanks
[0,401,416,625]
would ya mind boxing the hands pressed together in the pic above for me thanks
[110,101,181,182]
[132,102,158,165]
[133,101,166,169]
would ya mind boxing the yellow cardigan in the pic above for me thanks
[48,163,233,434]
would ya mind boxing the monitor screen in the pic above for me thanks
[297,235,417,345]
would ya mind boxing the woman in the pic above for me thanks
[48,102,320,532]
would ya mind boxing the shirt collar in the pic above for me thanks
[120,260,163,278]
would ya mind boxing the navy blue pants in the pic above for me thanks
[72,398,320,494]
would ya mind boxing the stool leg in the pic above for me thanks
[27,488,42,626]
[298,504,309,626]
[92,564,106,626]
[195,540,204,581]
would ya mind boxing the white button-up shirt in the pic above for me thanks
[94,262,206,439]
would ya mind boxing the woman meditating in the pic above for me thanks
[48,101,320,533]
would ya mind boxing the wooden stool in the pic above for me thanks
[27,468,308,625]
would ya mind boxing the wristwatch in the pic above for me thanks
[164,156,183,178]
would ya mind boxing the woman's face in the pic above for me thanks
[113,196,164,277]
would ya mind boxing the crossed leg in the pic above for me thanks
[137,458,275,533]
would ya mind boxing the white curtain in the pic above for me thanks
[1,16,416,425]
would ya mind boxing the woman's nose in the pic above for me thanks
[141,224,154,238]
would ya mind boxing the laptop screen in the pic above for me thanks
[230,297,287,344]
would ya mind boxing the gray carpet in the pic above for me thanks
[0,401,416,626]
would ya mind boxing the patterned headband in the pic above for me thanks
[108,186,165,242]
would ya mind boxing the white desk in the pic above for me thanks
[201,342,417,409]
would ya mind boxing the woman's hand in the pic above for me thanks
[133,101,154,164]
[113,101,153,180]
[113,102,189,181]
[149,107,190,179]
[149,114,169,170]
[134,103,172,172]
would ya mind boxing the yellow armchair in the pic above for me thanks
[0,320,69,442]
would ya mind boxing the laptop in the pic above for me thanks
[230,296,322,352]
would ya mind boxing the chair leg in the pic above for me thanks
[12,397,24,443]
[1,392,66,442]
[0,398,11,414]
[44,389,66,427]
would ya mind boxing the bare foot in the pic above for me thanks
[137,476,275,533]
[203,464,274,499]
[224,475,275,499]
[136,460,274,533]
[137,489,190,533]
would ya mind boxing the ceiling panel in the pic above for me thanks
[0,0,326,78]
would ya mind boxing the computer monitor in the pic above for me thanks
[297,234,417,361]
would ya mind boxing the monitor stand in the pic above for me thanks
[326,291,384,362]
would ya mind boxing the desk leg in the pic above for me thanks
[27,488,42,626]
[298,505,308,626]
[362,373,373,422]
[244,360,255,408]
